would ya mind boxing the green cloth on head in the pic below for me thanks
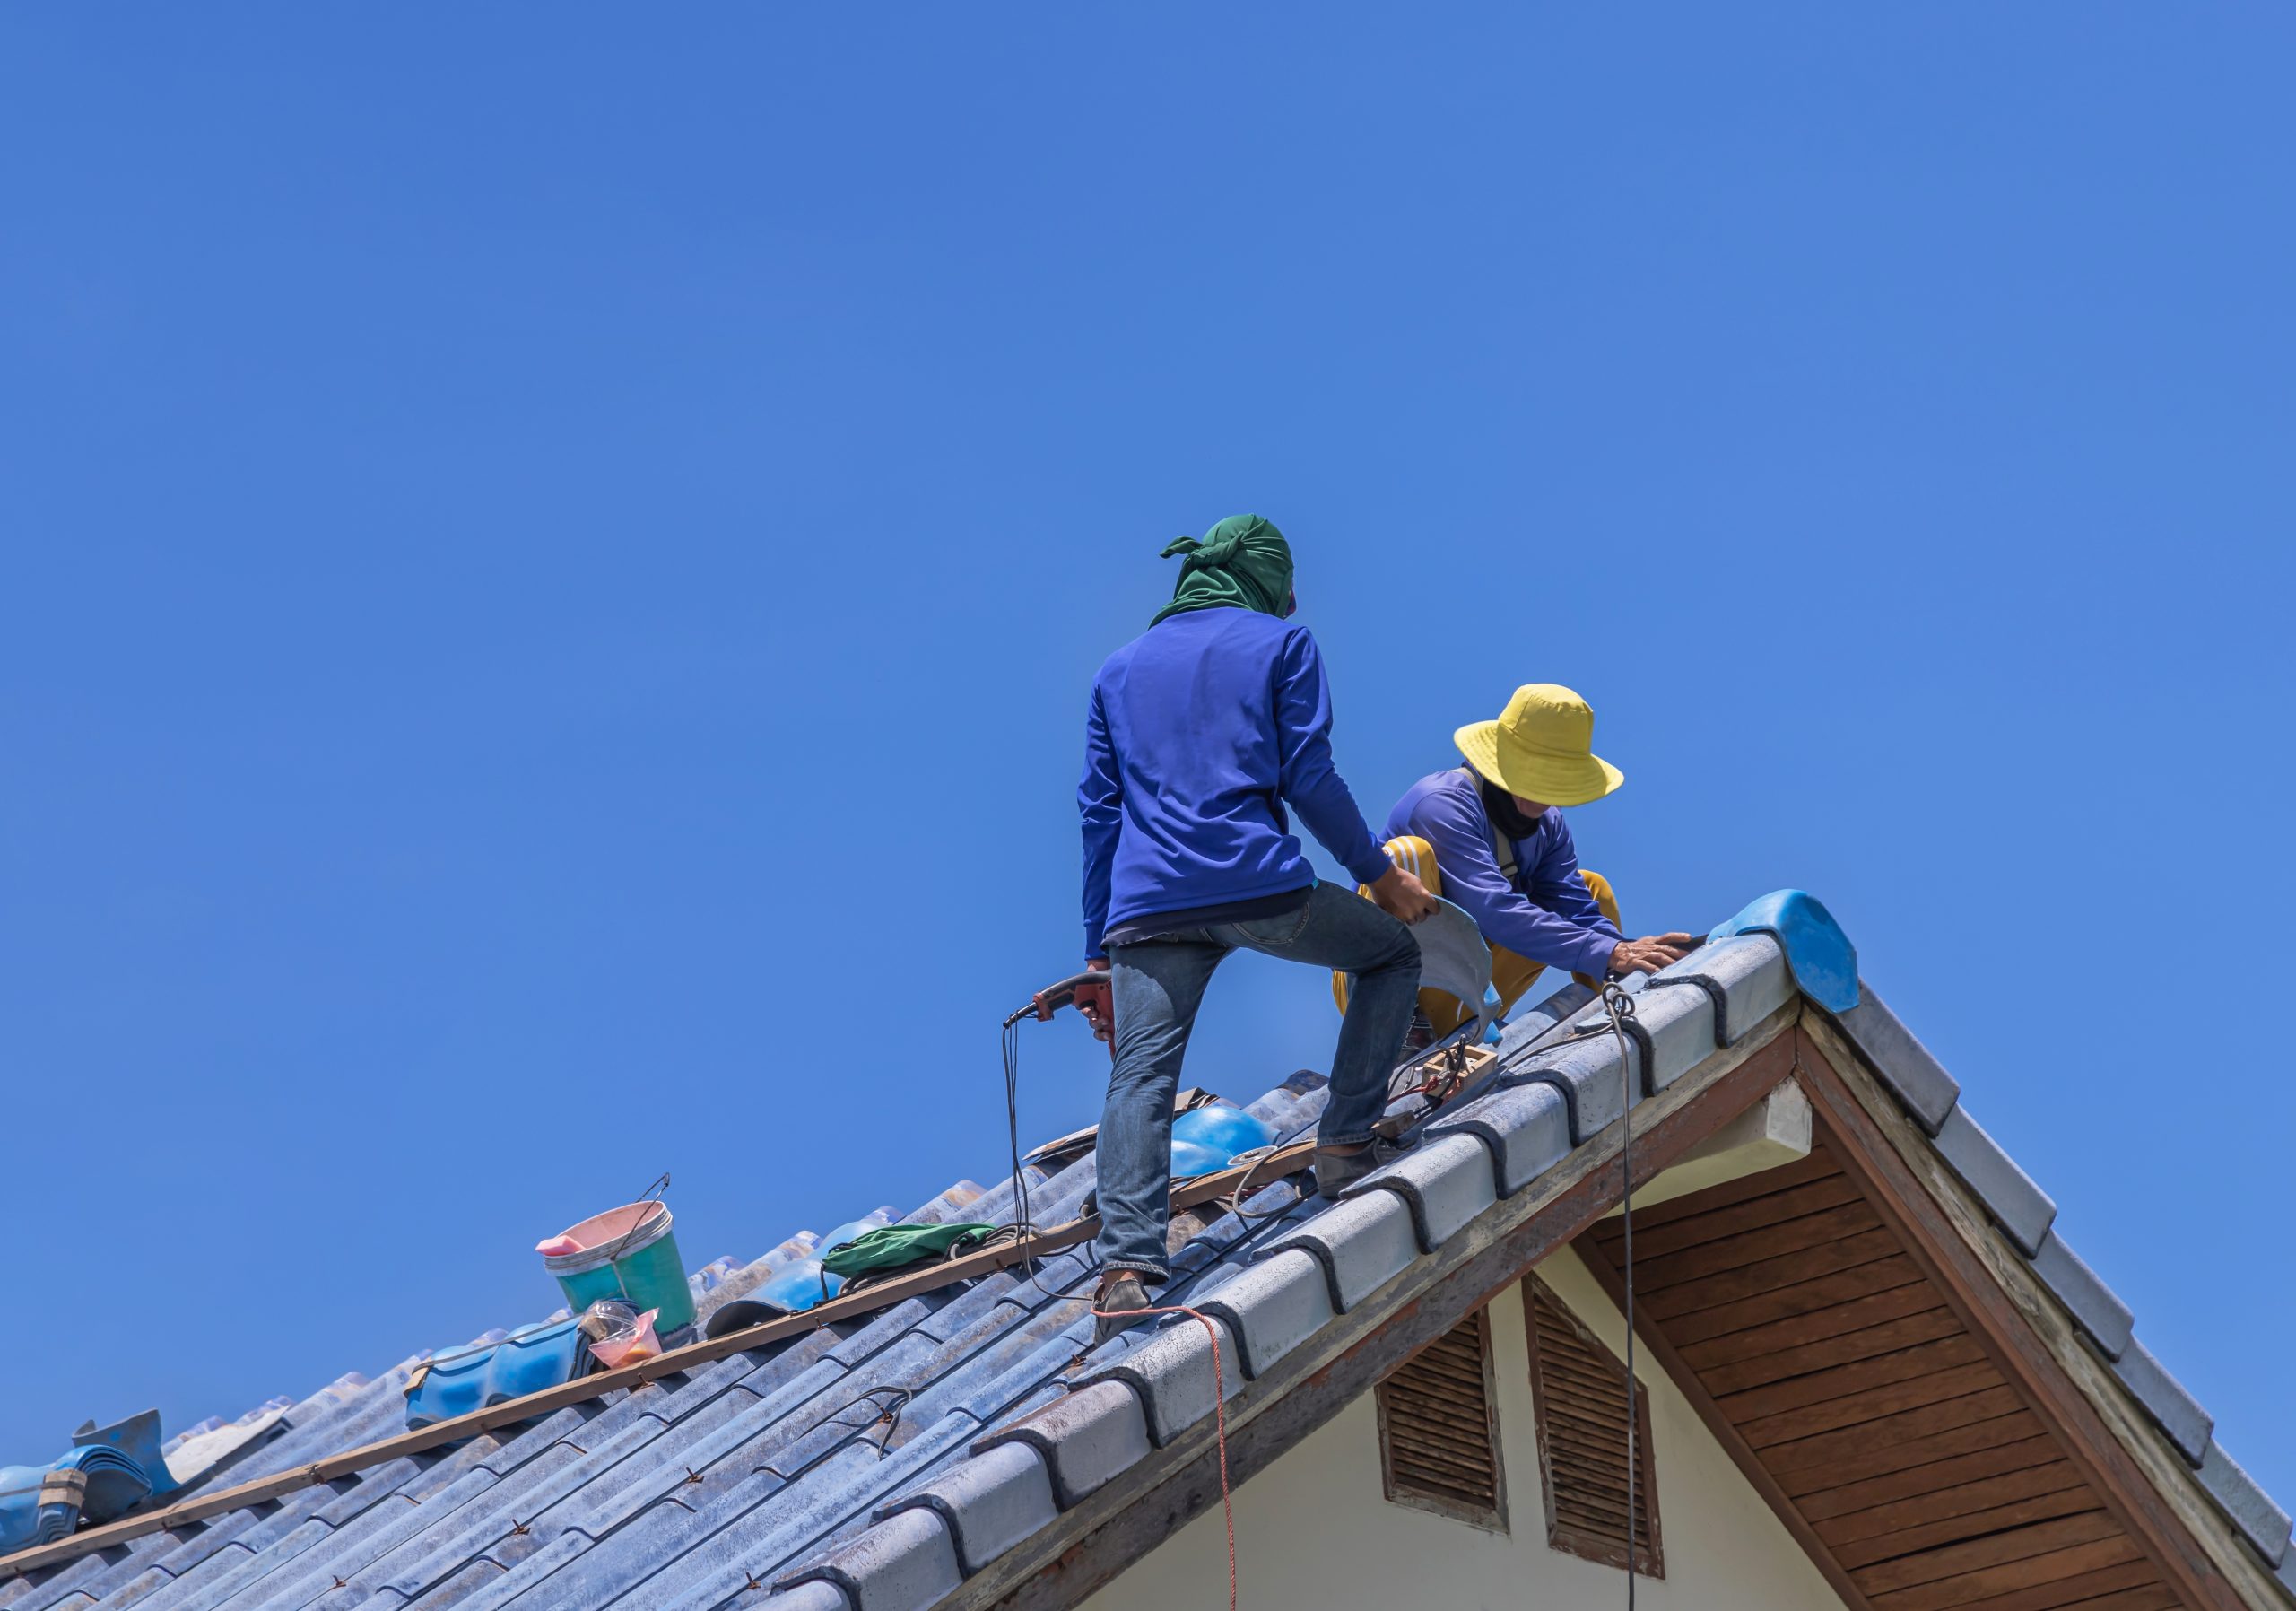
[1150,513,1295,626]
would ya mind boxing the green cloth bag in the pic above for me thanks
[819,1223,999,1284]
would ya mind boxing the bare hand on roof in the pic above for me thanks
[1608,933,1699,976]
[1369,863,1438,925]
[1078,962,1113,1041]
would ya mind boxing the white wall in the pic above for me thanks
[1082,1246,1849,1611]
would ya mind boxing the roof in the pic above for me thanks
[2,909,2289,1611]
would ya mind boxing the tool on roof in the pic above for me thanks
[1004,967,1114,1049]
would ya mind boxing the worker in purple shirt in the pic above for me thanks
[1076,514,1435,1341]
[1345,684,1696,1038]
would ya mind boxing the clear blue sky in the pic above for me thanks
[4,7,2290,1499]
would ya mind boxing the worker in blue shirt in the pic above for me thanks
[1078,514,1435,1340]
[1338,684,1696,1038]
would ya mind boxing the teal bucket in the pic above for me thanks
[540,1201,696,1334]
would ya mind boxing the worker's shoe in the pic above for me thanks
[1092,1273,1154,1347]
[1314,1142,1387,1200]
[1402,1010,1437,1057]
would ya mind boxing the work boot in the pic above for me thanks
[1402,1010,1437,1057]
[1092,1273,1154,1347]
[1314,1142,1386,1200]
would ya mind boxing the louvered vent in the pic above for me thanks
[1374,1305,1507,1531]
[1524,1276,1664,1576]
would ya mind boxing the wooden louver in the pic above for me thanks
[1375,1304,1508,1531]
[1526,1275,1664,1577]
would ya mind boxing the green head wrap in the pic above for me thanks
[1150,513,1296,627]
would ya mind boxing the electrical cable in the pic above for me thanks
[776,1387,916,1485]
[1001,1016,1111,1303]
[1596,980,1640,1609]
[1001,1017,1046,1290]
[1086,1301,1237,1611]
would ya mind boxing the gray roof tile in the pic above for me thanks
[1075,1313,1243,1449]
[2028,1231,2134,1362]
[1426,1078,1570,1195]
[776,1505,961,1611]
[1258,1189,1419,1313]
[2107,1339,2215,1468]
[1932,1104,2058,1257]
[1194,1249,1332,1381]
[970,1381,1150,1511]
[1831,983,1960,1135]
[1344,1132,1496,1250]
[1627,970,1722,1093]
[10,899,2292,1611]
[1653,932,1790,1049]
[874,1441,1056,1575]
[1526,1031,1631,1142]
[2199,1441,2292,1567]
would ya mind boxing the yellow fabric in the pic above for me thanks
[1453,683,1623,807]
[1332,836,1622,1033]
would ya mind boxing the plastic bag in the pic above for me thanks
[578,1300,663,1369]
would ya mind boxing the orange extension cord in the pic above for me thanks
[1088,1302,1237,1611]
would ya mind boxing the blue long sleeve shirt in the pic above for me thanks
[1385,767,1624,979]
[1080,607,1393,959]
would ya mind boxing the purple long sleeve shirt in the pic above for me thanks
[1385,767,1623,978]
[1080,607,1392,959]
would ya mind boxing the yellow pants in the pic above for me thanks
[1333,835,1622,1035]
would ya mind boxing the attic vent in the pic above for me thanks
[1524,1276,1664,1577]
[1374,1304,1507,1532]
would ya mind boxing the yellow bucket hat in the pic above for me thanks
[1454,684,1625,807]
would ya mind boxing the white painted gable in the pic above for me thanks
[1083,1245,1851,1611]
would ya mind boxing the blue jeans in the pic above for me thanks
[1095,881,1422,1282]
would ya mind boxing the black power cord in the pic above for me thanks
[1596,980,1642,1610]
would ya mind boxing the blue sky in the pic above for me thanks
[4,5,2291,1502]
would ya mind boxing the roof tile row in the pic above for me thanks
[7,919,2291,1609]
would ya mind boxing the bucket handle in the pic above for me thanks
[597,1172,672,1305]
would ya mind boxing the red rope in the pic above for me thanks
[1091,1303,1236,1611]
